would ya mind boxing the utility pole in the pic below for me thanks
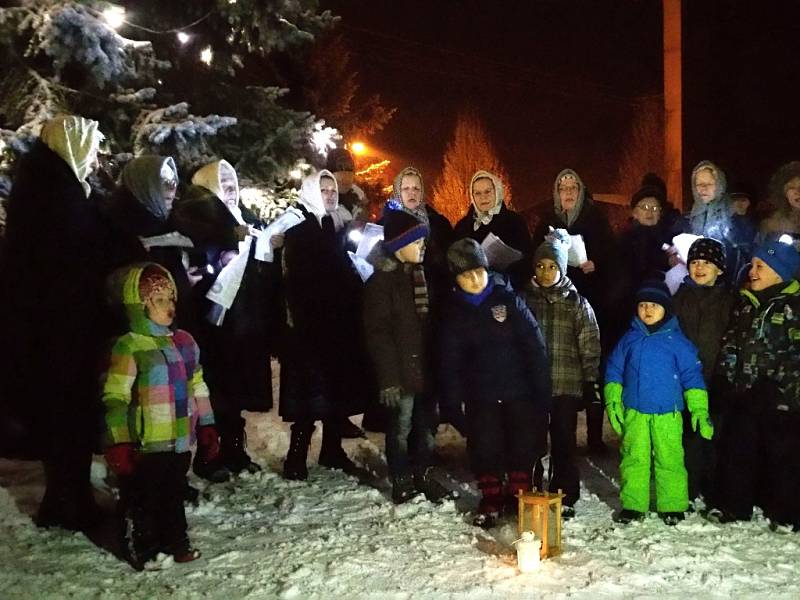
[663,0,683,210]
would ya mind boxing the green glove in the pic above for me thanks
[379,386,403,409]
[685,388,713,440]
[604,382,624,437]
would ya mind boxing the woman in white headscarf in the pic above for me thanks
[279,169,373,480]
[0,114,123,531]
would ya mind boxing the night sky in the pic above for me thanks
[323,0,800,212]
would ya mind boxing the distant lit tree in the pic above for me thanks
[431,108,512,224]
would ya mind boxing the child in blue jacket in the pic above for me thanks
[604,278,712,525]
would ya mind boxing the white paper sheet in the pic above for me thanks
[139,231,194,250]
[481,232,523,271]
[206,236,253,311]
[348,251,375,282]
[254,207,306,263]
[665,262,689,295]
[567,234,588,267]
[355,223,384,258]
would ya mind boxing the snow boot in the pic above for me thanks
[505,470,532,515]
[473,474,503,528]
[318,421,360,475]
[173,548,202,563]
[660,511,685,526]
[414,467,457,503]
[704,507,743,524]
[613,509,646,524]
[283,423,315,481]
[561,505,576,520]
[192,453,231,483]
[338,416,366,439]
[392,473,420,504]
[220,419,261,475]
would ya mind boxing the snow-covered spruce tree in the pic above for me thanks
[431,107,513,225]
[0,0,339,222]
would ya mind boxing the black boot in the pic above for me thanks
[414,467,457,503]
[318,420,359,475]
[338,417,366,439]
[283,422,314,481]
[221,417,261,475]
[392,473,420,504]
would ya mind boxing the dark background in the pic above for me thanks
[323,0,800,211]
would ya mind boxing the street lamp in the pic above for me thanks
[350,141,366,155]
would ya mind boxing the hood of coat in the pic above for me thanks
[528,272,578,303]
[469,170,505,225]
[192,159,246,225]
[39,115,103,198]
[552,168,586,227]
[108,262,176,337]
[366,241,402,273]
[121,155,177,222]
[631,313,679,336]
[690,160,728,210]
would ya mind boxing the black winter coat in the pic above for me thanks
[454,204,531,287]
[279,206,373,421]
[363,244,429,394]
[0,141,124,450]
[439,277,551,413]
[673,281,735,386]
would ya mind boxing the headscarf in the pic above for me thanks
[688,160,731,238]
[121,155,177,221]
[391,166,430,228]
[300,168,352,231]
[469,170,505,230]
[192,159,245,225]
[40,114,104,197]
[552,168,586,228]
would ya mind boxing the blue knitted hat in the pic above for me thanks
[752,240,800,282]
[383,208,428,253]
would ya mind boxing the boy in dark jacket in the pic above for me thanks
[363,208,451,504]
[605,278,711,525]
[440,239,551,528]
[672,238,735,507]
[524,229,601,517]
[710,240,800,530]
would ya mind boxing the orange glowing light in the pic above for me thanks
[350,142,367,155]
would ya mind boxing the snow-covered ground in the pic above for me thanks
[2,403,800,599]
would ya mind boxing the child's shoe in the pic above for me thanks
[562,505,576,520]
[613,509,646,524]
[704,507,741,524]
[472,510,499,529]
[391,474,420,504]
[192,456,231,483]
[660,511,685,526]
[173,548,202,563]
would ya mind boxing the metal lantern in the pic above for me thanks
[517,489,565,559]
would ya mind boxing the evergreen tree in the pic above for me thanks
[431,107,512,224]
[0,0,354,221]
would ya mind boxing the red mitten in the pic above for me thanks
[197,425,220,462]
[105,443,136,477]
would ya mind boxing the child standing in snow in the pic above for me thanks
[440,239,551,528]
[524,229,601,518]
[102,263,215,569]
[363,208,451,504]
[672,238,735,507]
[605,278,711,525]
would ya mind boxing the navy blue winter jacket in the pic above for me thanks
[439,276,551,412]
[606,315,706,415]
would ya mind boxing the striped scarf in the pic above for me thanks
[411,264,429,317]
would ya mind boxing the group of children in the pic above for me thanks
[100,176,800,571]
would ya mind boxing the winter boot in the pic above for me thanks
[505,470,532,515]
[220,419,261,475]
[283,423,315,481]
[586,403,608,455]
[561,505,576,520]
[338,416,366,439]
[318,421,360,475]
[173,548,202,563]
[613,509,646,524]
[192,452,231,483]
[659,511,685,526]
[473,474,503,528]
[392,473,420,504]
[414,467,457,503]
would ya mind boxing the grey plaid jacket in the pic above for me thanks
[524,276,601,397]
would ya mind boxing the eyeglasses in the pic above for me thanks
[558,186,579,193]
[695,183,715,190]
[635,203,661,212]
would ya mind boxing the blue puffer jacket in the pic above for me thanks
[605,316,705,414]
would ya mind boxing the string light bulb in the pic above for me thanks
[102,5,126,29]
[177,32,191,45]
[199,46,213,65]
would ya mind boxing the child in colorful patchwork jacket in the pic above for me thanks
[604,277,712,526]
[102,263,216,569]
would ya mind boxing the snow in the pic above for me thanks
[2,400,800,598]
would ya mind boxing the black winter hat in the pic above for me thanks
[631,185,666,208]
[447,238,489,275]
[687,237,726,273]
[635,276,673,313]
[383,208,428,253]
[326,148,355,172]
